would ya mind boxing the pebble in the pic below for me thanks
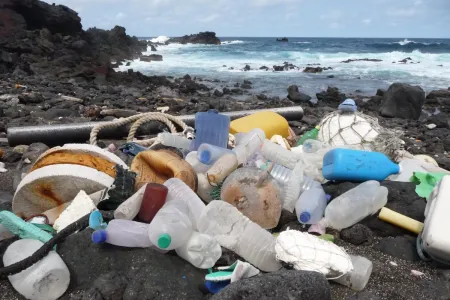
[426,124,437,129]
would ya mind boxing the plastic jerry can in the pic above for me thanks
[422,175,450,261]
[191,110,230,151]
[322,148,400,182]
[229,111,289,139]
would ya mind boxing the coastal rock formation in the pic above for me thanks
[276,37,288,42]
[379,83,425,120]
[168,31,221,45]
[287,85,312,103]
[316,87,346,104]
[273,62,298,71]
[140,54,163,62]
[341,58,382,63]
[303,66,332,73]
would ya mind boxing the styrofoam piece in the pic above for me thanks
[422,175,450,261]
[13,164,114,218]
[114,184,148,220]
[175,231,222,269]
[53,190,97,232]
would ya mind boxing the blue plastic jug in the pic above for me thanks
[322,148,400,182]
[191,110,230,151]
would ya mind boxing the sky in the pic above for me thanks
[43,0,450,38]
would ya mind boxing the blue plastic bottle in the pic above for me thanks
[191,110,230,151]
[322,148,400,182]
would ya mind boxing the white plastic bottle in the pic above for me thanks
[264,163,292,186]
[295,186,328,224]
[198,200,282,272]
[233,128,266,165]
[158,132,192,150]
[197,143,236,165]
[333,255,373,291]
[3,239,70,300]
[175,231,222,269]
[148,199,193,250]
[317,181,388,231]
[185,151,211,173]
[261,139,300,169]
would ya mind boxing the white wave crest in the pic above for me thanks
[150,36,170,43]
[221,40,245,45]
[295,42,312,44]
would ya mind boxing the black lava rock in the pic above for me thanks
[340,224,373,245]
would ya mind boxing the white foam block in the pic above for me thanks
[53,190,97,232]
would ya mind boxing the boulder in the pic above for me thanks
[140,54,163,62]
[303,67,332,73]
[340,224,373,245]
[427,89,450,100]
[168,31,221,45]
[316,87,346,104]
[210,270,331,300]
[341,58,382,63]
[287,85,312,103]
[243,65,251,71]
[379,83,425,120]
[259,66,269,71]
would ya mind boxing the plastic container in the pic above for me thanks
[333,255,373,291]
[137,183,168,223]
[175,231,222,269]
[197,143,236,165]
[295,186,328,225]
[0,211,53,244]
[158,132,192,150]
[263,163,292,186]
[389,159,427,182]
[297,126,320,146]
[3,239,70,300]
[198,200,282,272]
[92,219,161,249]
[191,110,230,150]
[185,151,211,173]
[317,181,388,232]
[303,139,327,153]
[148,199,193,250]
[261,139,300,169]
[233,129,266,165]
[323,149,400,182]
[229,111,289,139]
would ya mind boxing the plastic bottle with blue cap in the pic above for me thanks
[197,143,236,165]
[295,186,330,225]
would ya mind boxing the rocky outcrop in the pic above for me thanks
[316,87,346,104]
[379,83,425,120]
[276,37,288,42]
[140,54,163,62]
[168,31,221,45]
[287,85,312,103]
[273,62,298,71]
[303,66,332,73]
[341,58,382,63]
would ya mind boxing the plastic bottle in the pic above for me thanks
[261,139,300,169]
[295,186,328,224]
[191,110,230,150]
[92,219,162,250]
[185,151,211,173]
[233,129,266,165]
[158,132,192,150]
[296,126,320,146]
[303,139,327,153]
[3,239,70,300]
[323,149,400,182]
[263,163,292,186]
[333,255,373,291]
[197,143,236,165]
[198,200,282,272]
[148,199,193,250]
[137,183,168,223]
[175,231,222,269]
[316,181,388,232]
[389,159,427,182]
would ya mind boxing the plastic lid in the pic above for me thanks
[199,150,211,164]
[158,233,172,249]
[92,230,107,244]
[299,212,311,223]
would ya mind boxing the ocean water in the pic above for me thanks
[117,37,450,98]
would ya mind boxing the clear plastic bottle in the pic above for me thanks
[333,255,373,291]
[198,200,282,272]
[233,128,266,165]
[295,186,328,224]
[3,239,70,300]
[185,151,211,173]
[265,163,292,186]
[303,139,327,153]
[318,181,389,231]
[175,231,222,269]
[197,143,236,165]
[261,139,300,169]
[158,132,192,150]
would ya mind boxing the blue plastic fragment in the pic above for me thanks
[338,99,357,112]
[89,210,107,230]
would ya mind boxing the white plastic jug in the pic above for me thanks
[317,181,388,231]
[175,231,222,269]
[3,239,70,300]
[198,200,282,272]
[333,255,373,291]
[295,186,328,225]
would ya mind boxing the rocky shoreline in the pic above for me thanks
[1,1,450,300]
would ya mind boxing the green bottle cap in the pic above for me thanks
[158,233,172,249]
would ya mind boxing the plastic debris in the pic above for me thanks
[0,162,7,173]
[296,126,320,146]
[175,231,222,269]
[378,207,424,235]
[229,111,290,139]
[0,211,53,243]
[333,255,372,291]
[53,190,97,232]
[390,261,398,267]
[89,210,107,230]
[411,270,425,278]
[410,172,447,199]
[205,260,260,283]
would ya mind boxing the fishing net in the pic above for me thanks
[318,111,405,159]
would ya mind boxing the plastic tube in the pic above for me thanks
[378,207,423,235]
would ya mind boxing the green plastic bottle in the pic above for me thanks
[296,126,320,146]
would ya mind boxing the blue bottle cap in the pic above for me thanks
[199,150,211,164]
[299,212,311,223]
[92,230,107,244]
[89,210,106,230]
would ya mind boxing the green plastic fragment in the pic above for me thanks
[319,234,335,243]
[410,172,447,200]
[0,211,53,243]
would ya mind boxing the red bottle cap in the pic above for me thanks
[137,183,168,223]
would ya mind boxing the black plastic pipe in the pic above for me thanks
[7,106,303,146]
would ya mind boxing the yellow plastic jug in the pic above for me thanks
[229,111,289,138]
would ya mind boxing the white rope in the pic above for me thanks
[89,112,188,146]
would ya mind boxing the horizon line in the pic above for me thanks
[138,35,450,39]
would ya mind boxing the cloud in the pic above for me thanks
[330,22,340,29]
[116,12,126,19]
[320,10,343,21]
[250,0,299,7]
[362,18,372,25]
[386,8,416,17]
[198,14,220,23]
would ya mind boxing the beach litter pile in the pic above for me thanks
[1,100,450,300]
